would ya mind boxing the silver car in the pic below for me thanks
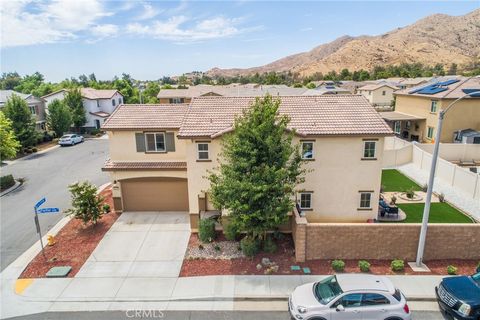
[59,134,84,146]
[289,274,411,320]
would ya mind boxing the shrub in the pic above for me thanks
[438,193,445,203]
[32,148,38,152]
[90,128,102,136]
[65,181,110,225]
[422,184,428,192]
[273,230,285,240]
[214,244,221,252]
[240,236,260,257]
[332,260,345,272]
[405,187,415,199]
[198,244,204,250]
[198,218,216,243]
[223,222,239,241]
[391,259,405,272]
[262,236,277,253]
[0,175,15,191]
[358,260,371,272]
[447,265,457,275]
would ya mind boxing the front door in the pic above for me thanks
[330,293,363,320]
[94,119,101,129]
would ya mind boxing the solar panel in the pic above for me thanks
[408,84,434,94]
[416,86,448,95]
[437,79,460,86]
[325,86,336,89]
[462,88,480,97]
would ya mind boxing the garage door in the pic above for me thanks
[121,178,189,211]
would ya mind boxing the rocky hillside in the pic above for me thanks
[208,9,480,77]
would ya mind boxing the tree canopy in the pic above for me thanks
[64,88,86,130]
[0,112,21,160]
[2,94,37,148]
[46,99,72,137]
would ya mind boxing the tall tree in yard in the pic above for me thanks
[2,94,37,148]
[47,99,72,137]
[208,95,305,248]
[66,181,111,225]
[64,88,86,131]
[0,112,21,160]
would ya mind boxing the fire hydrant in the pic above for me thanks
[47,234,55,246]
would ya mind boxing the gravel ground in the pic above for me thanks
[186,240,246,259]
[397,163,480,221]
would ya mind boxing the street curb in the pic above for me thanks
[0,180,22,197]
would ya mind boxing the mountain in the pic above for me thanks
[207,9,480,77]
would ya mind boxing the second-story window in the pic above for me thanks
[29,106,36,115]
[301,141,314,159]
[382,90,386,96]
[119,97,123,104]
[112,99,116,107]
[430,100,437,113]
[197,142,209,160]
[145,133,166,152]
[363,140,376,159]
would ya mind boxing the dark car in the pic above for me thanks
[436,267,480,320]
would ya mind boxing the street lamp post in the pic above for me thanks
[415,90,480,267]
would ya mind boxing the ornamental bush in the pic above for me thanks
[358,260,371,272]
[65,181,110,225]
[0,175,15,191]
[223,222,239,241]
[391,259,405,272]
[198,218,216,243]
[240,236,260,257]
[332,260,345,272]
[447,265,457,275]
[262,235,277,254]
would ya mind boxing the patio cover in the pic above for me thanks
[380,111,426,122]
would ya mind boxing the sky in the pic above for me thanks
[1,0,479,82]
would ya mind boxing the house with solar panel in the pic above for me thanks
[380,77,480,143]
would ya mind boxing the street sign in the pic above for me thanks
[37,207,60,214]
[35,197,46,209]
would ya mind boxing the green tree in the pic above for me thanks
[2,94,37,148]
[208,95,305,245]
[64,88,86,131]
[0,72,22,90]
[306,82,316,89]
[66,181,111,225]
[46,99,72,137]
[0,112,21,160]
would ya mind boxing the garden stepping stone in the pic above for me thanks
[46,266,72,278]
[303,267,311,274]
[290,265,301,271]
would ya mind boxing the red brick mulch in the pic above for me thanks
[19,187,120,279]
[180,233,479,277]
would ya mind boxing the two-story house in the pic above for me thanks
[358,83,398,109]
[42,88,124,130]
[102,95,393,231]
[0,90,46,131]
[381,76,480,143]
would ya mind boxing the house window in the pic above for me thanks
[301,141,314,159]
[299,192,312,210]
[169,98,185,104]
[382,90,386,96]
[359,192,372,209]
[430,100,437,113]
[197,142,209,160]
[394,121,401,134]
[363,141,376,159]
[29,106,36,115]
[427,127,434,139]
[145,132,166,152]
[119,97,122,104]
[112,99,116,106]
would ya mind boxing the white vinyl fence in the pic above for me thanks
[383,137,413,168]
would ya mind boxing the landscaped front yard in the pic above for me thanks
[397,203,474,223]
[381,169,421,192]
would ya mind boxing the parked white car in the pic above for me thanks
[289,274,411,320]
[58,134,84,146]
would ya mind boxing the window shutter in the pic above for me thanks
[165,132,175,152]
[135,133,146,152]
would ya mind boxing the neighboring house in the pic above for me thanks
[358,83,399,108]
[302,84,352,95]
[157,84,307,104]
[102,95,392,231]
[0,90,46,131]
[42,88,124,130]
[382,76,480,143]
[398,77,432,89]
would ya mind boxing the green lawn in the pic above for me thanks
[381,169,421,192]
[397,203,474,223]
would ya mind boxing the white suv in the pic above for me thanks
[289,274,411,320]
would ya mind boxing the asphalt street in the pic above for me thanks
[0,138,110,270]
[8,310,446,320]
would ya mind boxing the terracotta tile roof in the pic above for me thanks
[102,159,187,171]
[89,111,110,118]
[157,84,307,98]
[395,76,480,99]
[178,95,393,138]
[102,104,188,130]
[80,88,120,100]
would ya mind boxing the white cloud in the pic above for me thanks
[300,27,313,32]
[0,0,111,47]
[135,3,162,21]
[126,15,252,42]
[90,24,119,39]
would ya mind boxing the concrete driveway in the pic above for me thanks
[76,211,190,278]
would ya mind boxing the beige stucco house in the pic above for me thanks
[381,77,480,143]
[102,95,393,231]
[358,83,398,109]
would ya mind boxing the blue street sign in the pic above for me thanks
[37,207,60,214]
[35,197,46,209]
